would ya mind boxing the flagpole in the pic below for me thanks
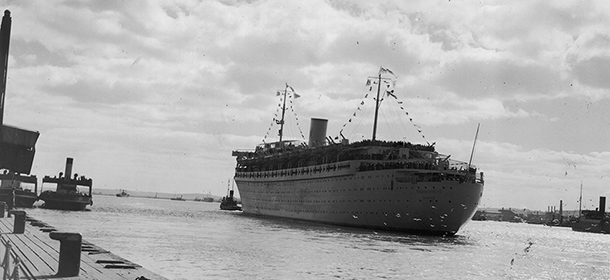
[372,72,382,142]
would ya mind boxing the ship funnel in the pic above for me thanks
[308,118,328,147]
[64,157,73,180]
[600,196,606,215]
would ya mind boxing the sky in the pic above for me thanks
[0,0,609,210]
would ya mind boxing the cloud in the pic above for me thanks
[436,59,570,99]
[2,0,609,207]
[572,56,610,89]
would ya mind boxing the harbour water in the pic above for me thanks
[25,195,609,280]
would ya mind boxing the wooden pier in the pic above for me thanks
[0,209,167,279]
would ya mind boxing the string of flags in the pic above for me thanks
[387,91,427,141]
[263,100,283,143]
[263,83,304,143]
[337,92,369,139]
[338,66,428,141]
[289,98,306,139]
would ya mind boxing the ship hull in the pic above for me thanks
[39,191,92,211]
[0,189,38,208]
[571,218,610,234]
[235,165,484,236]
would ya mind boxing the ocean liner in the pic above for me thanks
[232,68,484,236]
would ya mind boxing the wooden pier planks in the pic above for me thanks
[0,215,167,280]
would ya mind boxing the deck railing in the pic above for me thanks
[0,236,20,280]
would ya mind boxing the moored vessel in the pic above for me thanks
[0,172,38,207]
[232,68,484,236]
[39,157,93,211]
[572,196,609,234]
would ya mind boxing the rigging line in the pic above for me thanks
[379,105,402,140]
[346,97,373,138]
[263,96,286,142]
[340,97,369,139]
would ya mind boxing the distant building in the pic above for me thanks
[473,208,519,222]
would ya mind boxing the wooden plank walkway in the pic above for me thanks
[0,213,168,280]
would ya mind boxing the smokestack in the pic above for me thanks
[600,196,606,215]
[559,200,563,225]
[308,118,328,147]
[65,157,73,180]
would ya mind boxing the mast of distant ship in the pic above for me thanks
[278,85,288,142]
[578,180,583,218]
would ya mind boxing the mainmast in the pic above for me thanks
[372,72,382,142]
[367,67,396,142]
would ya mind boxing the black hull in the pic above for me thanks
[39,191,92,211]
[220,204,242,211]
[0,189,38,208]
[571,219,610,234]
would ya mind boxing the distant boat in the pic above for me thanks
[116,189,129,197]
[0,172,39,208]
[220,180,241,211]
[171,196,185,201]
[39,158,93,211]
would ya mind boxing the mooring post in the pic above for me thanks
[8,210,25,233]
[49,232,82,277]
[0,201,5,218]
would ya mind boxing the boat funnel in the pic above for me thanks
[308,118,328,147]
[600,196,606,215]
[65,157,73,180]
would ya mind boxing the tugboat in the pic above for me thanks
[220,180,241,211]
[0,171,38,207]
[116,189,129,197]
[39,158,93,211]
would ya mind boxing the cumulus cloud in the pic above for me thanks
[1,0,608,208]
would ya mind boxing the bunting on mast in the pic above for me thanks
[336,67,428,142]
[263,84,305,143]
